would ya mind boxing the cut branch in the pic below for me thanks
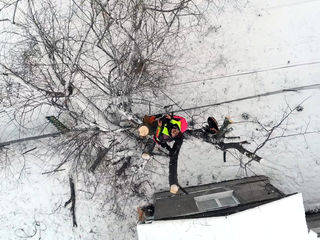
[89,140,116,173]
[64,177,77,227]
[218,142,262,162]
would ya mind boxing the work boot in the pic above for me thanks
[207,117,219,134]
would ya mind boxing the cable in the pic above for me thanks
[267,0,320,9]
[172,60,320,86]
[150,81,193,119]
[168,83,320,114]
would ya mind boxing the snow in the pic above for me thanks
[137,193,311,240]
[1,0,320,239]
[164,0,320,210]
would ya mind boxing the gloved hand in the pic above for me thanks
[170,184,179,194]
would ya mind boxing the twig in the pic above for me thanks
[223,151,227,162]
[22,147,37,155]
[42,169,65,175]
[64,177,78,227]
[12,0,20,24]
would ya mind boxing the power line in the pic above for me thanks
[150,81,193,119]
[267,0,320,10]
[0,132,63,147]
[0,128,100,148]
[172,60,320,86]
[169,83,320,114]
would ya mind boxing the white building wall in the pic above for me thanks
[137,193,313,240]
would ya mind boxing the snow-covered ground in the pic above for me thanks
[166,0,320,210]
[163,0,320,207]
[1,0,320,239]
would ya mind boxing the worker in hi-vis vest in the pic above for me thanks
[153,114,188,194]
[139,114,188,194]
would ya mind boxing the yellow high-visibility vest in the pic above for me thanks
[156,119,181,140]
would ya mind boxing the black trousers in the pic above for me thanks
[143,136,182,186]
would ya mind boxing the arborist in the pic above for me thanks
[139,114,188,194]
